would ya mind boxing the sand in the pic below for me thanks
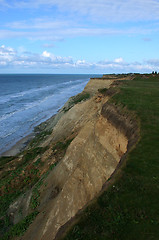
[0,133,35,157]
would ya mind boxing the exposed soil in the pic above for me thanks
[1,74,137,240]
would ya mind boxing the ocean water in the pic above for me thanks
[0,74,101,155]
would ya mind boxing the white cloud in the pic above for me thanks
[0,1,158,50]
[146,59,159,66]
[114,57,123,63]
[11,0,159,22]
[0,29,64,41]
[0,45,16,62]
[5,18,71,30]
[0,45,73,69]
[0,23,157,42]
[0,45,159,73]
[42,51,51,58]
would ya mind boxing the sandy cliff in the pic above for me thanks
[14,75,134,240]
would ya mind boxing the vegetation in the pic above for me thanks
[0,145,48,238]
[0,125,74,238]
[63,74,159,240]
[2,74,159,239]
[21,146,48,165]
[63,93,90,112]
[29,130,52,148]
[0,156,16,170]
[72,93,90,105]
[1,211,39,240]
[52,138,74,152]
[98,87,108,95]
[30,162,56,210]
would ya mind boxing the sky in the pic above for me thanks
[0,0,159,74]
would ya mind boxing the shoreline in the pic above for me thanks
[0,114,56,157]
[0,133,35,157]
[0,74,105,158]
[0,74,94,158]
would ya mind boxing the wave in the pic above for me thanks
[0,126,19,138]
[0,76,90,154]
[0,78,86,105]
[0,79,88,123]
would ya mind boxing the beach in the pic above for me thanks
[0,74,100,156]
[1,133,35,156]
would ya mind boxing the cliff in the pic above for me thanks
[0,74,136,240]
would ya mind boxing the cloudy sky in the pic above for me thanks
[0,0,159,73]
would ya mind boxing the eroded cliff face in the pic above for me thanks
[20,75,132,240]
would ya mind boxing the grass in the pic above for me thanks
[0,146,48,238]
[72,93,90,105]
[63,93,90,112]
[30,180,43,210]
[98,88,108,95]
[63,74,159,240]
[52,138,74,152]
[0,157,16,170]
[29,130,52,148]
[1,211,39,240]
[0,147,48,193]
[0,127,73,238]
[30,162,57,210]
[29,138,74,211]
[98,87,118,97]
[0,159,57,238]
[21,146,48,166]
[30,138,74,210]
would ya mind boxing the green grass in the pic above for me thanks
[72,93,90,104]
[0,157,16,170]
[29,130,52,147]
[98,88,108,95]
[33,158,43,167]
[1,211,39,240]
[63,93,90,112]
[21,146,48,165]
[52,138,74,152]
[30,162,57,209]
[0,125,71,238]
[0,146,48,238]
[63,74,159,240]
[0,159,57,238]
[30,180,43,210]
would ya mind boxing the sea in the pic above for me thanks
[0,74,101,155]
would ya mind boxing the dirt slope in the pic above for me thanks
[20,75,130,240]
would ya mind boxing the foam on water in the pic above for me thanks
[0,74,101,154]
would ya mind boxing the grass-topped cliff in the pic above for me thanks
[0,74,159,240]
[62,74,159,240]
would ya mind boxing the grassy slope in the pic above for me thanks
[0,89,90,239]
[63,75,159,240]
[0,132,73,239]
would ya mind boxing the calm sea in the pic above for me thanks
[0,74,101,155]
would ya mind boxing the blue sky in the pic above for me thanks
[0,0,159,73]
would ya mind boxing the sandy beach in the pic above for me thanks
[0,113,56,157]
[0,133,35,157]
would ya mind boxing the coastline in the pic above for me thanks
[0,74,120,158]
[0,113,56,157]
[0,74,93,159]
[1,133,35,157]
[1,73,158,240]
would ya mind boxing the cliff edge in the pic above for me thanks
[0,74,136,240]
[21,75,134,240]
